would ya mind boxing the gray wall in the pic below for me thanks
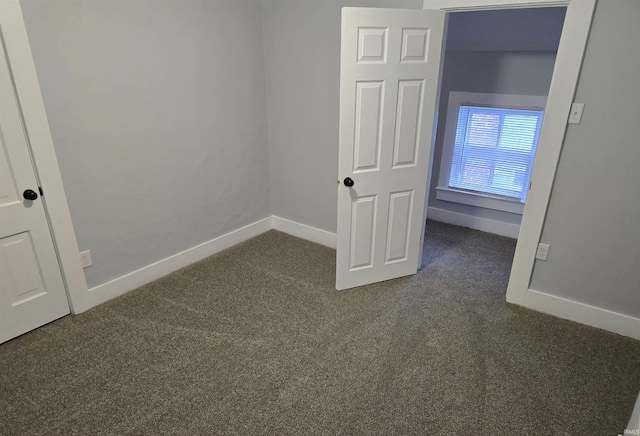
[428,51,557,226]
[446,7,565,52]
[20,0,640,322]
[262,0,422,234]
[21,0,272,288]
[530,0,640,318]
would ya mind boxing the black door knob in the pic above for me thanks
[343,177,355,187]
[23,189,38,201]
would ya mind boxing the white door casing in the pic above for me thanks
[336,8,446,290]
[0,38,70,344]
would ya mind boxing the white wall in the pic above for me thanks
[20,0,272,288]
[262,0,423,234]
[529,0,640,319]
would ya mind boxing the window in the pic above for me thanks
[437,92,547,214]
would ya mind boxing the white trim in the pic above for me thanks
[427,207,520,238]
[272,216,337,249]
[523,289,640,341]
[0,1,90,312]
[423,0,597,307]
[86,215,336,310]
[435,187,525,215]
[87,217,273,308]
[508,0,596,305]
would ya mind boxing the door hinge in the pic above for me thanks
[38,186,43,196]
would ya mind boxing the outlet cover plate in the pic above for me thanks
[80,250,92,268]
[536,243,550,261]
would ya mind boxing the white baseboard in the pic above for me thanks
[85,215,336,310]
[86,217,273,308]
[271,216,337,248]
[523,289,640,341]
[427,206,520,238]
[83,214,640,344]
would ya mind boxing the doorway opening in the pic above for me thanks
[425,7,566,251]
[417,5,575,303]
[335,0,593,297]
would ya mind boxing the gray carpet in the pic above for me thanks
[1,220,639,435]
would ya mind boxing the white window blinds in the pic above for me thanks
[449,105,544,202]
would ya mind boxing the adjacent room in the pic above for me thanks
[428,7,565,240]
[1,0,639,434]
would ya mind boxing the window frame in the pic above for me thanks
[436,91,548,215]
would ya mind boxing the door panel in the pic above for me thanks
[336,8,446,290]
[350,195,377,270]
[385,190,413,264]
[0,232,47,306]
[401,28,430,63]
[0,37,69,343]
[357,27,387,63]
[354,82,384,172]
[393,80,424,167]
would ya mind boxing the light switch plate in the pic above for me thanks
[568,103,585,124]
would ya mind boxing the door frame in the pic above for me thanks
[422,0,596,305]
[1,0,90,313]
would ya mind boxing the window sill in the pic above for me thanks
[435,187,525,215]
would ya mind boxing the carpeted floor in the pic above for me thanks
[1,221,639,435]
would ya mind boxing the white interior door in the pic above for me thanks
[0,39,70,343]
[336,8,446,290]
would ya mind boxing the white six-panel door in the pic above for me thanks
[0,39,69,343]
[336,8,446,290]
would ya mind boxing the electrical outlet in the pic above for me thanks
[80,250,92,268]
[536,243,550,261]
